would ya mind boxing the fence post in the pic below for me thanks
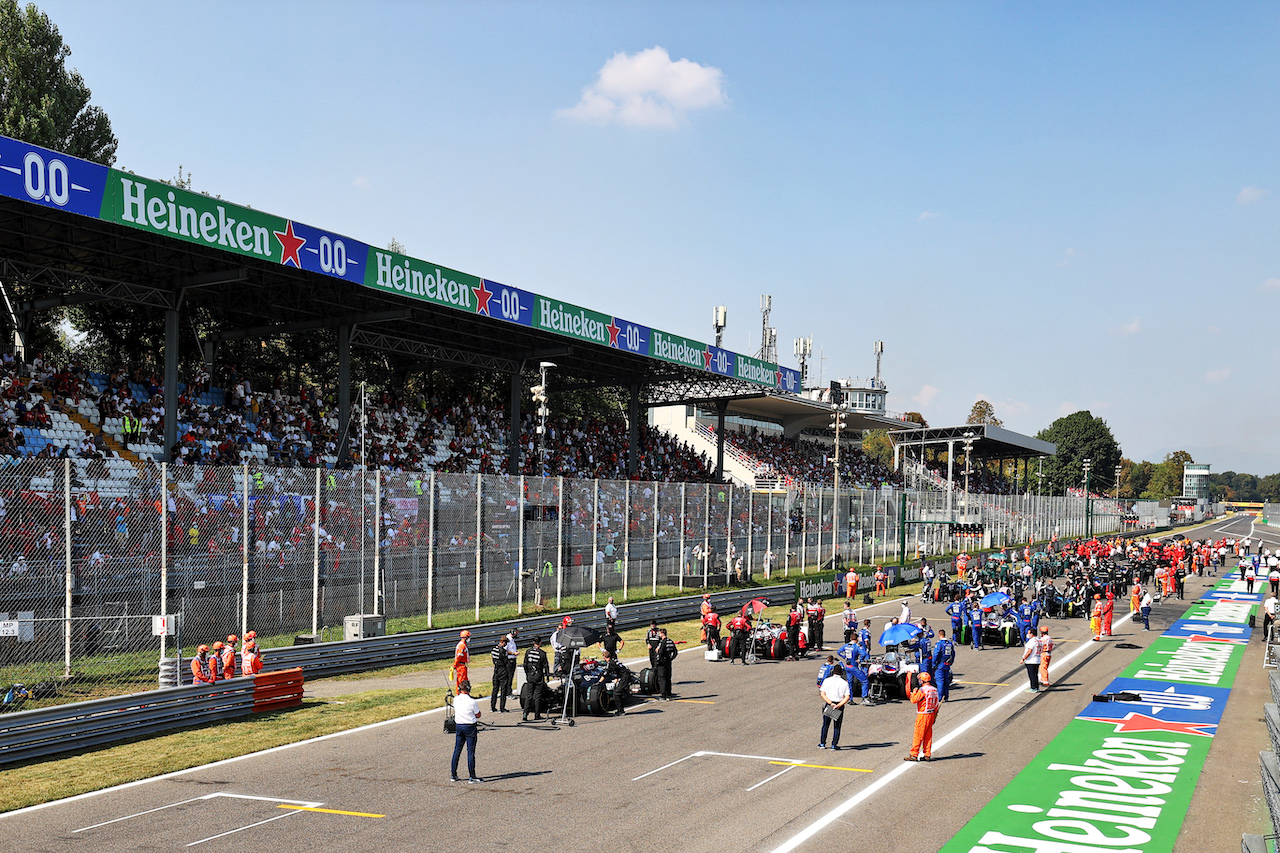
[63,456,72,678]
[373,469,382,616]
[474,472,482,621]
[679,482,686,592]
[765,490,772,580]
[747,490,754,579]
[623,481,630,601]
[312,467,321,636]
[725,486,732,586]
[702,482,710,589]
[427,471,436,629]
[241,464,249,637]
[557,476,564,609]
[652,482,658,596]
[517,474,525,615]
[783,492,791,577]
[160,461,168,660]
[591,479,599,606]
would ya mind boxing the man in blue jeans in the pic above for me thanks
[450,681,483,783]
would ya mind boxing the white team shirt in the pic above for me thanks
[453,693,481,724]
[820,674,851,705]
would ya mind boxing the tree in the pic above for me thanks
[1119,458,1153,499]
[1035,410,1121,495]
[1142,451,1193,500]
[903,412,928,428]
[967,400,1002,427]
[860,429,893,469]
[0,0,116,164]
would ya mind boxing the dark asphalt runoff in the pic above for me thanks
[0,516,1267,852]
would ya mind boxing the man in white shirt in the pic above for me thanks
[450,680,483,783]
[819,665,851,750]
[1263,594,1277,644]
[1139,589,1154,631]
[604,596,618,624]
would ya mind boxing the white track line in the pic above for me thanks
[768,632,1102,853]
[185,809,305,847]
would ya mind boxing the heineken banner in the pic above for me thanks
[0,134,802,391]
[939,573,1254,853]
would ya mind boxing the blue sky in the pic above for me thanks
[36,1,1280,477]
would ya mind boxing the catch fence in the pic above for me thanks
[0,458,1160,703]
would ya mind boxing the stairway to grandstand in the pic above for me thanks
[902,458,948,493]
[654,418,763,488]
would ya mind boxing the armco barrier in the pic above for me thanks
[0,678,257,766]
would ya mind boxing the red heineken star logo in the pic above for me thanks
[607,319,621,347]
[274,221,306,268]
[703,348,714,369]
[775,368,784,387]
[1186,634,1247,644]
[473,281,493,316]
[1079,711,1216,737]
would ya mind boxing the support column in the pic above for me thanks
[163,307,179,461]
[627,383,640,478]
[337,325,352,466]
[946,439,955,516]
[507,369,523,475]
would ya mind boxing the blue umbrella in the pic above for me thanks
[879,623,923,647]
[981,591,1010,609]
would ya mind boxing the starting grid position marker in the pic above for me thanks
[73,792,383,848]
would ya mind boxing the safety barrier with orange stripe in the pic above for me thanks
[252,667,304,713]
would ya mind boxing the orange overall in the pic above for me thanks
[451,640,470,686]
[909,682,940,759]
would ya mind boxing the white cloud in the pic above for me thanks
[911,385,939,406]
[1261,278,1280,291]
[1238,186,1268,205]
[1204,367,1231,383]
[1057,248,1077,268]
[918,211,938,221]
[1118,317,1141,335]
[352,175,372,190]
[1057,401,1078,417]
[557,47,726,128]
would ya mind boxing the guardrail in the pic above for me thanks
[0,678,257,766]
[0,668,307,766]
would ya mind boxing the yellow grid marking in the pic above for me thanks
[278,806,384,818]
[768,761,872,773]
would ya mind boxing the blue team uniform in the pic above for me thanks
[931,638,955,700]
[816,660,835,687]
[969,602,984,649]
[838,640,870,699]
[945,601,964,637]
[915,627,935,668]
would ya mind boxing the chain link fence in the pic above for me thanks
[0,457,1159,708]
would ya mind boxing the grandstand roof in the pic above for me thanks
[0,134,799,407]
[887,423,1056,460]
[0,134,829,471]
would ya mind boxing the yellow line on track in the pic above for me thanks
[768,762,872,773]
[278,806,384,818]
[675,699,715,704]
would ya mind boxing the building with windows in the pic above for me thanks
[1183,463,1211,500]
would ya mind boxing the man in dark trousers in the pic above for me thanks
[521,636,549,722]
[655,628,678,700]
[645,620,662,668]
[490,628,518,712]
